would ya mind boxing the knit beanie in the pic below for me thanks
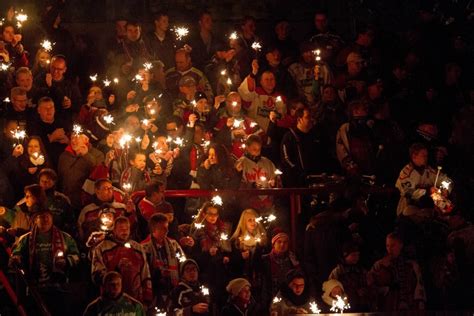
[180,259,199,275]
[226,278,251,297]
[271,227,289,245]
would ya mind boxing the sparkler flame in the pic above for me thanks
[1,63,10,71]
[309,301,321,314]
[176,251,187,263]
[124,242,131,248]
[113,78,119,84]
[220,233,228,241]
[274,169,283,175]
[103,114,115,125]
[273,296,282,303]
[441,181,451,190]
[194,223,203,230]
[143,62,153,70]
[201,286,210,296]
[89,74,98,82]
[275,96,282,102]
[103,78,111,87]
[226,77,232,85]
[229,32,238,40]
[251,42,262,52]
[119,134,132,148]
[122,183,132,192]
[56,251,64,257]
[233,119,243,129]
[330,295,350,314]
[174,26,189,40]
[72,124,83,135]
[11,128,27,142]
[211,195,223,206]
[16,11,28,23]
[40,40,54,52]
[134,74,143,82]
[220,69,227,76]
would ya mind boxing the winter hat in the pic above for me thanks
[180,259,199,275]
[271,227,289,246]
[322,279,344,306]
[226,278,251,297]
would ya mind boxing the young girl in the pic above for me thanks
[230,209,268,283]
[31,47,51,77]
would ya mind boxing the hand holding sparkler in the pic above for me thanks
[11,127,27,147]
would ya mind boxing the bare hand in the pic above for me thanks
[188,113,198,127]
[63,96,72,109]
[141,134,150,150]
[223,256,230,264]
[203,159,211,170]
[192,303,209,313]
[46,73,53,87]
[126,90,136,101]
[269,111,277,123]
[214,95,226,109]
[251,59,259,75]
[226,117,234,128]
[12,144,23,157]
[235,160,243,172]
[242,250,250,259]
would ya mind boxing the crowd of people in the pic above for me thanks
[0,0,473,315]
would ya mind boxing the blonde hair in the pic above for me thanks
[231,209,267,245]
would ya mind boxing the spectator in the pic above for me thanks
[270,270,311,315]
[145,11,175,71]
[222,278,257,315]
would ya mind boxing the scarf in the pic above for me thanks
[281,284,310,307]
[28,225,66,274]
[149,236,180,287]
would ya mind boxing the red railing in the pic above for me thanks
[164,185,398,250]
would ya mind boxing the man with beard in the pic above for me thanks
[83,271,145,316]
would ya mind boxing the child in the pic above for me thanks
[120,150,153,192]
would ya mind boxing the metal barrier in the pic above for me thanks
[164,185,398,250]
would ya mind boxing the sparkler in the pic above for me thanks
[103,114,115,125]
[173,137,184,147]
[229,32,238,40]
[220,233,228,241]
[226,77,232,85]
[72,124,83,136]
[135,136,142,143]
[143,62,153,70]
[233,119,244,129]
[309,301,321,314]
[274,169,283,175]
[249,122,257,128]
[99,212,114,231]
[11,128,27,146]
[40,40,54,52]
[122,183,132,193]
[119,133,132,149]
[244,234,251,241]
[313,49,321,62]
[154,308,166,316]
[434,166,442,188]
[441,180,451,191]
[194,222,203,230]
[56,250,64,258]
[89,74,98,82]
[3,97,10,102]
[275,96,282,103]
[1,63,11,71]
[133,74,143,82]
[232,101,238,107]
[200,285,210,296]
[251,42,262,52]
[330,295,350,314]
[15,10,28,28]
[174,26,189,41]
[220,69,227,76]
[113,78,119,84]
[103,78,111,87]
[176,250,187,263]
[124,242,131,248]
[211,195,223,206]
[273,296,282,304]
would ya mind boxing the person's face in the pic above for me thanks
[260,73,276,93]
[151,185,165,203]
[359,31,374,46]
[4,121,18,139]
[166,122,181,138]
[275,21,290,40]
[265,50,281,67]
[245,213,257,232]
[322,87,337,103]
[314,14,328,32]
[95,181,114,202]
[347,60,363,76]
[330,286,344,298]
[16,72,33,91]
[2,26,15,43]
[289,278,305,296]
[368,82,384,100]
[242,20,256,36]
[226,94,242,115]
[37,101,55,123]
[125,116,140,133]
[35,213,53,233]
[273,236,289,254]
[208,148,218,164]
[126,25,141,42]
[246,142,261,157]
[145,100,161,117]
[386,237,403,259]
[50,59,67,81]
[38,51,51,68]
[164,212,174,223]
[182,264,199,283]
[175,52,191,72]
[179,84,197,98]
[411,149,428,167]
[115,20,127,38]
[238,285,252,302]
[131,154,146,171]
[89,87,103,101]
[27,138,41,156]
[152,221,169,241]
[12,93,28,112]
[25,190,37,208]
[345,251,360,265]
[39,175,55,191]
[104,277,122,299]
[302,50,314,64]
[155,136,169,152]
[154,16,169,33]
[199,14,213,32]
[196,98,209,113]
[297,110,313,132]
[114,222,130,242]
[205,206,219,225]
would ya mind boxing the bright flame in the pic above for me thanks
[103,78,111,87]
[220,233,228,241]
[72,124,83,135]
[274,169,283,175]
[122,183,132,192]
[211,195,223,206]
[441,180,451,190]
[309,301,321,314]
[40,40,54,52]
[119,134,132,148]
[229,32,238,40]
[330,295,350,314]
[103,114,115,125]
[89,74,98,82]
[174,26,189,40]
[233,119,243,129]
[124,242,131,248]
[251,42,262,52]
[201,285,210,296]
[273,296,282,303]
[143,62,153,70]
